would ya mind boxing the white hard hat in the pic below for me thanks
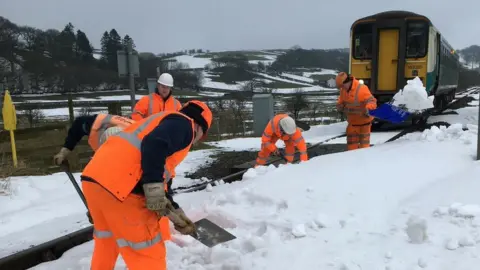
[157,73,174,87]
[99,126,124,145]
[279,116,297,135]
[359,79,364,85]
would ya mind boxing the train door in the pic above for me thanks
[377,29,400,91]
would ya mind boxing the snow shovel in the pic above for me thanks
[369,103,411,123]
[167,203,236,248]
[61,160,93,224]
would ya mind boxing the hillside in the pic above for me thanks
[164,49,346,94]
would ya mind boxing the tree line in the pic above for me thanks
[0,16,202,94]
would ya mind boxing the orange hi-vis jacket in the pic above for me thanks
[81,111,195,201]
[336,78,377,125]
[261,114,308,162]
[131,93,182,121]
[88,114,135,151]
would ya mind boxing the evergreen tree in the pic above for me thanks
[107,29,122,71]
[75,29,93,63]
[100,31,110,63]
[122,34,135,50]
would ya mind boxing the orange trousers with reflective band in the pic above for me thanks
[256,142,295,165]
[82,181,167,270]
[346,123,372,150]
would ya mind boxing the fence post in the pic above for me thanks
[107,102,122,116]
[67,93,74,125]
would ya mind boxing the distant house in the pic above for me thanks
[326,78,336,88]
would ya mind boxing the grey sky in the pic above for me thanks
[1,0,478,54]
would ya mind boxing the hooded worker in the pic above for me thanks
[80,100,213,270]
[255,113,308,166]
[53,114,135,165]
[131,72,182,121]
[335,72,377,150]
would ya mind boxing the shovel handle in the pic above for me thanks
[61,160,88,208]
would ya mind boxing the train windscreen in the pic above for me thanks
[406,21,428,58]
[352,23,373,60]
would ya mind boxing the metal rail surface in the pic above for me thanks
[0,87,478,270]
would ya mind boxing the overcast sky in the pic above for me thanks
[1,0,478,54]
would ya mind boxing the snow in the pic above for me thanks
[28,123,480,269]
[167,55,211,69]
[0,148,217,257]
[391,77,434,112]
[428,91,479,126]
[206,122,348,151]
[4,98,480,269]
[281,73,315,83]
[303,69,338,77]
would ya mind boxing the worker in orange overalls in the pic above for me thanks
[131,72,182,121]
[80,100,212,270]
[335,72,377,150]
[255,113,308,166]
[53,113,135,165]
[132,72,182,190]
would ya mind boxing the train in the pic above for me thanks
[348,10,460,125]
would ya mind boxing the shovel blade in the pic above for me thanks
[191,218,236,248]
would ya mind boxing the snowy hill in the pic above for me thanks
[165,51,339,93]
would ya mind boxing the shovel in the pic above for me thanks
[166,203,236,248]
[61,160,93,224]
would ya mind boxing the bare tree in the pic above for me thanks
[284,88,309,120]
[230,92,248,136]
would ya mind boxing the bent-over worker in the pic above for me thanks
[53,114,134,165]
[255,114,308,166]
[80,100,213,270]
[335,72,377,150]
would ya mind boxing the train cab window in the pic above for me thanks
[406,21,428,58]
[352,23,373,60]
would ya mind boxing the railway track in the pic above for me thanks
[1,86,479,270]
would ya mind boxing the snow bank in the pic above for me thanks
[391,77,434,112]
[31,122,480,269]
[0,149,217,257]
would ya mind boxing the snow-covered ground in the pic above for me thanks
[0,150,217,258]
[2,90,480,269]
[31,118,480,269]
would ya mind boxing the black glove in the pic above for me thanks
[167,178,174,195]
[86,211,93,224]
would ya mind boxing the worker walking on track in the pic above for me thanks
[255,113,308,166]
[131,72,182,121]
[80,100,213,270]
[53,113,134,165]
[335,72,377,150]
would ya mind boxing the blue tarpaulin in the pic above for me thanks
[369,103,411,123]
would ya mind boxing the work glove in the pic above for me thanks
[168,206,196,235]
[364,108,370,117]
[53,147,71,166]
[336,103,345,113]
[143,183,168,216]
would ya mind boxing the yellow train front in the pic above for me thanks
[349,10,460,125]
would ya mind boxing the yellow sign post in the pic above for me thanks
[2,90,18,167]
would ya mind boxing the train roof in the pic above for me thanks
[351,10,431,29]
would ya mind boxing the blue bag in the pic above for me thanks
[368,103,411,123]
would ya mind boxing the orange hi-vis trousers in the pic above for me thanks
[82,181,167,270]
[346,122,372,150]
[256,142,296,165]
